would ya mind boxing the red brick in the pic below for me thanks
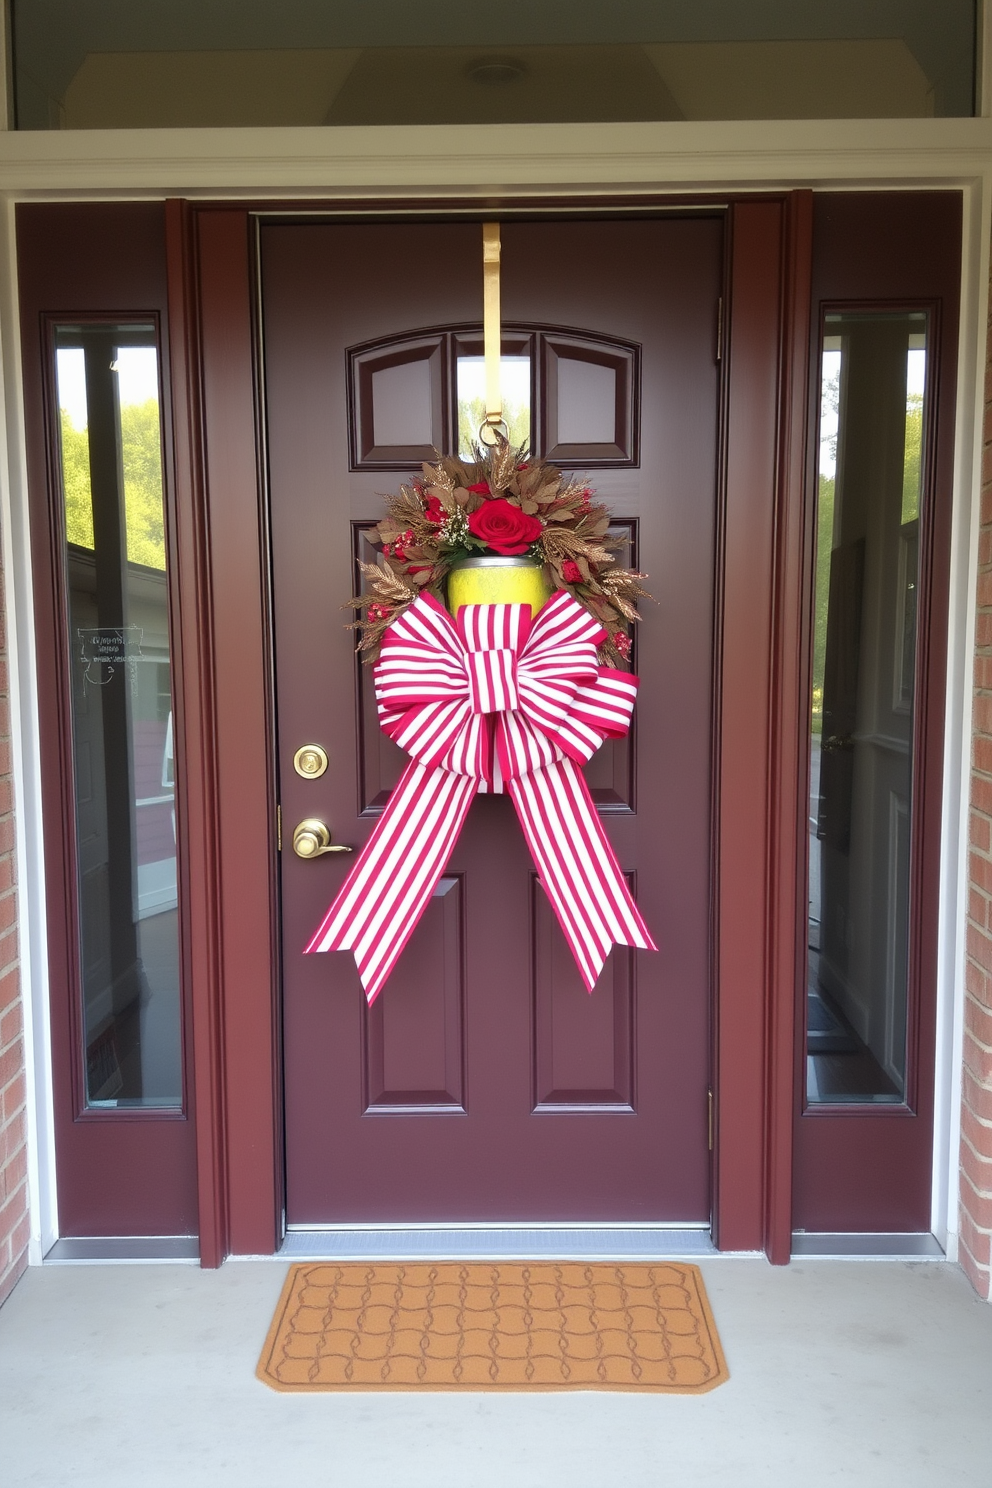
[10,1210,29,1257]
[976,609,992,648]
[0,998,21,1051]
[974,694,992,735]
[973,773,992,816]
[970,848,992,895]
[966,961,991,1005]
[966,921,992,970]
[966,993,992,1046]
[0,965,19,1012]
[0,780,14,818]
[960,1134,992,1194]
[1,1071,24,1124]
[962,1103,992,1159]
[978,567,992,608]
[963,1065,992,1123]
[965,1029,992,1083]
[0,1036,23,1092]
[980,528,992,570]
[970,811,991,851]
[0,1142,27,1205]
[0,818,16,856]
[968,888,988,929]
[975,735,992,774]
[0,927,20,975]
[0,1184,26,1245]
[970,811,992,851]
[961,1171,992,1231]
[960,1208,992,1268]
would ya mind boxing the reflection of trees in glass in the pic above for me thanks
[120,399,166,570]
[812,473,834,733]
[61,407,94,549]
[902,392,922,524]
[458,396,529,457]
[60,399,166,570]
[812,359,840,734]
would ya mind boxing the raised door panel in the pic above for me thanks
[364,875,466,1112]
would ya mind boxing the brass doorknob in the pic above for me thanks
[292,819,352,859]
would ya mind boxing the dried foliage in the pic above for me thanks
[349,435,650,665]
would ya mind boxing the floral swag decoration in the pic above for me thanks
[350,434,650,666]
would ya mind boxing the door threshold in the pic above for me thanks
[44,1236,200,1264]
[791,1232,946,1259]
[277,1226,717,1261]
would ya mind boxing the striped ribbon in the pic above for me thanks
[306,590,657,1001]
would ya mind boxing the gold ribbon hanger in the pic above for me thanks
[481,222,506,446]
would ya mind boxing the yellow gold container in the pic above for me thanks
[447,557,550,616]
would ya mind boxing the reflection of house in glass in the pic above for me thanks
[807,314,926,1105]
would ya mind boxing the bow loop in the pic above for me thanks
[310,589,656,1001]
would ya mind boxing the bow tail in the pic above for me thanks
[305,760,476,1003]
[509,756,657,991]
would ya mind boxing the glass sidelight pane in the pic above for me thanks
[807,312,927,1106]
[55,325,181,1109]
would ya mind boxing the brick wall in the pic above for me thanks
[963,287,992,1300]
[0,570,25,1308]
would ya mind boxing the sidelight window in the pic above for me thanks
[54,324,182,1110]
[806,311,928,1106]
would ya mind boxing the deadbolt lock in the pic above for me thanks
[292,818,352,859]
[293,744,329,779]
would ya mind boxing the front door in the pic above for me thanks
[261,217,722,1224]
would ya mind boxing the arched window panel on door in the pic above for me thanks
[541,332,640,467]
[451,331,535,456]
[348,333,448,469]
[352,520,406,814]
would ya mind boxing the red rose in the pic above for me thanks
[424,495,446,524]
[467,499,543,556]
[467,481,491,495]
[561,559,582,583]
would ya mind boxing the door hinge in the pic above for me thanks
[708,1088,714,1151]
[277,803,282,852]
[715,298,723,362]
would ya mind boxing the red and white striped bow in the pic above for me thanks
[306,590,657,1001]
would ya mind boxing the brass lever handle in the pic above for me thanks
[292,818,353,859]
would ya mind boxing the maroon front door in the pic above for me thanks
[262,217,722,1224]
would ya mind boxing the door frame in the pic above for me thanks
[161,192,812,1263]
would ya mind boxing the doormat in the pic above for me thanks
[257,1261,728,1393]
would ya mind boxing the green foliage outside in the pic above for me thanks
[458,396,530,458]
[60,399,166,571]
[902,393,922,525]
[60,407,94,550]
[811,472,834,733]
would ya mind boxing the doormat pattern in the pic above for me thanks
[257,1261,728,1392]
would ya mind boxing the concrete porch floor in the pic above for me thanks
[0,1257,990,1487]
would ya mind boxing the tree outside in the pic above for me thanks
[60,397,166,571]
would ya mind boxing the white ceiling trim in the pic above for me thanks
[0,117,990,196]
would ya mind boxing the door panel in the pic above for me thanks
[262,217,722,1223]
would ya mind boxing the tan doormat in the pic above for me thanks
[257,1261,728,1393]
